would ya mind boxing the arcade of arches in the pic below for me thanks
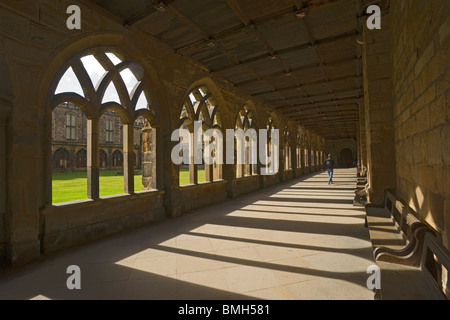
[0,0,449,298]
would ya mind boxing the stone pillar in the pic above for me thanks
[291,144,296,176]
[362,13,396,203]
[307,145,311,173]
[87,118,99,199]
[123,123,134,194]
[141,122,157,190]
[358,99,367,176]
[189,132,198,185]
[162,126,183,218]
[300,146,305,175]
[245,140,250,176]
[205,163,213,182]
[5,102,41,266]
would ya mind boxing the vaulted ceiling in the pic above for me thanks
[82,0,385,139]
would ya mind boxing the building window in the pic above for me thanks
[106,120,114,142]
[66,114,76,140]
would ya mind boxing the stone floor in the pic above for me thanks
[0,168,377,300]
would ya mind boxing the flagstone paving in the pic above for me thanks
[0,168,376,300]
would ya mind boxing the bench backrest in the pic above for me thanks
[420,233,450,299]
[383,191,421,241]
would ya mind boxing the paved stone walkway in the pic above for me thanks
[0,168,376,300]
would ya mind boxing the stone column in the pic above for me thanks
[141,122,157,190]
[362,13,396,203]
[189,132,198,184]
[123,123,134,194]
[5,101,41,266]
[291,144,297,177]
[358,99,367,176]
[245,139,250,176]
[87,118,99,200]
[300,146,304,175]
[205,163,213,182]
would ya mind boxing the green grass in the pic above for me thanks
[179,168,205,185]
[52,170,144,203]
[52,168,206,203]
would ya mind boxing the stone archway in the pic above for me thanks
[340,148,353,168]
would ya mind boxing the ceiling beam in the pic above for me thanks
[211,31,359,74]
[176,6,301,55]
[250,75,363,97]
[233,55,360,88]
[225,0,252,26]
[272,93,361,108]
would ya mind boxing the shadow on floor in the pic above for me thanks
[0,168,375,300]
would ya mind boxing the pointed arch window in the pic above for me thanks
[264,117,279,175]
[235,106,257,178]
[49,47,158,203]
[179,86,222,185]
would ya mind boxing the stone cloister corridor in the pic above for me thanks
[0,0,449,301]
[1,169,377,300]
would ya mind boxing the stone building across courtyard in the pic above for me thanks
[51,102,145,172]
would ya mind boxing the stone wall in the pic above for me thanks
[390,0,450,248]
[325,138,357,168]
[41,190,165,253]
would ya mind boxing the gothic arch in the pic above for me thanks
[42,37,162,203]
[181,77,229,129]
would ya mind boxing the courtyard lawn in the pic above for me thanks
[179,168,205,185]
[53,168,206,203]
[52,170,144,203]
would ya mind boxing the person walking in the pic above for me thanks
[324,154,335,185]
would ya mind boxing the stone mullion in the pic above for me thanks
[189,132,197,185]
[123,123,134,194]
[87,118,99,200]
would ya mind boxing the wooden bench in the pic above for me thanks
[365,190,434,266]
[377,232,450,300]
[364,190,450,299]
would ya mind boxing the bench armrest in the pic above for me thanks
[375,223,435,266]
